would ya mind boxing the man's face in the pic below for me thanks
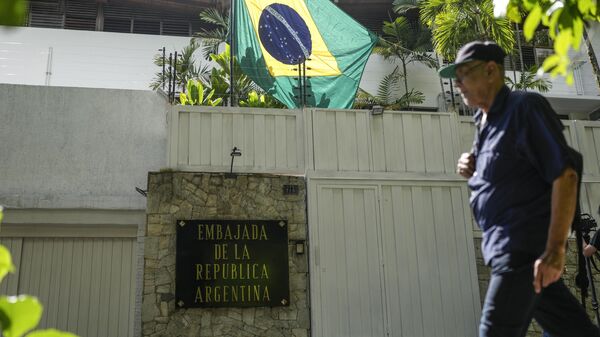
[453,61,489,108]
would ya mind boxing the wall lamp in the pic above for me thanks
[370,105,384,116]
[226,146,242,178]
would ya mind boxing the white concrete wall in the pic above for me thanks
[1,27,598,109]
[0,84,169,209]
[0,27,443,106]
[0,27,192,90]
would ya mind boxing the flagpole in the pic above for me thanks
[229,0,236,106]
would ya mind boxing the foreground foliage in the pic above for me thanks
[495,0,600,84]
[0,0,27,26]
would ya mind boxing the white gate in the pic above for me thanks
[308,178,481,337]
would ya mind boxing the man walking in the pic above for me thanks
[440,40,599,337]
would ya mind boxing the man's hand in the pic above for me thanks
[533,249,565,293]
[456,152,475,178]
[584,244,598,257]
[533,167,578,293]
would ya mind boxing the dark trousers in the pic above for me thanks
[480,257,600,337]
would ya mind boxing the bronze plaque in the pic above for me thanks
[175,220,289,307]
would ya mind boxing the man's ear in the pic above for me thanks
[485,61,496,76]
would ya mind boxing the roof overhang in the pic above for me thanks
[107,0,227,12]
[545,95,600,118]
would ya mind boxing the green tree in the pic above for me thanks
[374,17,437,97]
[0,0,27,26]
[421,0,516,60]
[494,0,600,85]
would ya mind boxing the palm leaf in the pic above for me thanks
[505,66,552,92]
[422,0,515,60]
[195,9,230,59]
[388,89,425,110]
[393,0,419,16]
[374,18,434,67]
[353,88,379,109]
[199,8,229,28]
[194,28,228,59]
[376,67,403,104]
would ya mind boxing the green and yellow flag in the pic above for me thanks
[234,0,377,109]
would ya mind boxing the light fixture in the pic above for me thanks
[371,105,384,116]
[226,146,242,178]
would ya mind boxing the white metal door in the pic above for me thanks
[309,183,386,337]
[308,179,480,337]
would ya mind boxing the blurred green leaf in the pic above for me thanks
[25,329,78,337]
[0,0,28,26]
[548,7,563,39]
[541,54,562,71]
[522,0,537,11]
[554,29,572,55]
[549,58,569,77]
[566,72,574,85]
[572,17,583,49]
[523,5,542,40]
[0,296,42,337]
[0,245,15,283]
[578,0,596,16]
[506,2,522,22]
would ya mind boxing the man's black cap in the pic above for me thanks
[438,41,506,78]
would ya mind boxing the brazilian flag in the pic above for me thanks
[234,0,377,109]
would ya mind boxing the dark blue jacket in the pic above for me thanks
[469,85,580,265]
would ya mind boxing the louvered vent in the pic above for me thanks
[27,0,206,36]
[103,2,134,33]
[162,20,191,36]
[133,19,160,35]
[65,0,96,30]
[29,0,64,28]
[104,17,131,33]
[105,2,162,33]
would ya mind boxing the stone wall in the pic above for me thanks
[143,172,309,337]
[474,237,600,337]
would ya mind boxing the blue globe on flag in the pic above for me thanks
[258,4,312,65]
